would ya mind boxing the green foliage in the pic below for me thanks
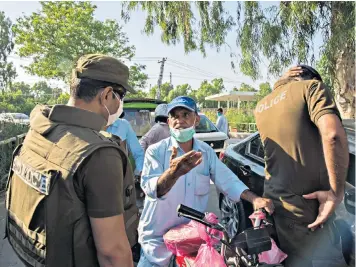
[0,122,28,190]
[123,2,355,86]
[128,64,149,90]
[166,84,193,102]
[0,81,70,114]
[0,11,17,92]
[0,90,36,114]
[10,81,31,94]
[148,82,172,100]
[122,1,234,56]
[13,1,135,80]
[204,108,255,126]
[234,83,256,92]
[194,78,225,108]
[127,89,148,99]
[256,82,272,101]
[316,54,334,96]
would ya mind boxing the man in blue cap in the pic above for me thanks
[137,96,275,266]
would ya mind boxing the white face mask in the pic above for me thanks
[103,92,122,126]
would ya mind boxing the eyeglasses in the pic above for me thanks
[113,86,126,100]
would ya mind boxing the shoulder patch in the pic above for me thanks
[12,157,55,195]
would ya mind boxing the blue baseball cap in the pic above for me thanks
[167,96,198,114]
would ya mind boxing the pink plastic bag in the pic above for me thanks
[259,238,288,264]
[193,213,225,266]
[164,220,203,256]
[249,211,288,264]
[163,212,224,261]
[193,243,226,267]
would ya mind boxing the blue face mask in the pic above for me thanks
[217,112,221,117]
[170,125,196,143]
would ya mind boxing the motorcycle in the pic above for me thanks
[176,204,284,267]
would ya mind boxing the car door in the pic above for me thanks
[222,134,266,229]
[334,139,355,266]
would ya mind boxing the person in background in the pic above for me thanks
[106,112,144,176]
[138,96,274,266]
[254,65,349,267]
[216,107,229,136]
[139,104,170,153]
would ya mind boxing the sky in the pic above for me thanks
[1,1,322,93]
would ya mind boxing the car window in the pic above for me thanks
[248,137,265,160]
[196,115,218,133]
[124,109,156,137]
[233,143,247,155]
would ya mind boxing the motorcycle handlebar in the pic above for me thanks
[177,204,205,220]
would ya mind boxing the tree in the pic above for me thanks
[166,84,193,103]
[123,1,355,118]
[256,82,272,101]
[236,83,256,92]
[194,78,225,108]
[0,12,17,93]
[121,2,234,56]
[13,1,135,81]
[10,82,32,94]
[31,81,53,98]
[128,64,149,90]
[148,82,171,101]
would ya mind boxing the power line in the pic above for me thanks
[166,58,246,83]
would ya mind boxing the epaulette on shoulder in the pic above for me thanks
[99,130,122,143]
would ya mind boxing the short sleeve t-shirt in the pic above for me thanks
[73,147,125,218]
[254,78,341,222]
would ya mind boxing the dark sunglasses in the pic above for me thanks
[113,86,126,100]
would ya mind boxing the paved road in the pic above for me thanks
[0,185,221,267]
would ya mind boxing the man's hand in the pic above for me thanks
[169,147,203,179]
[303,190,343,230]
[157,147,202,197]
[281,66,303,79]
[240,190,275,215]
[253,197,275,215]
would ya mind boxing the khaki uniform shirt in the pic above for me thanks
[254,78,341,223]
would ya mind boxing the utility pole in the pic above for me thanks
[156,57,167,99]
[169,72,173,91]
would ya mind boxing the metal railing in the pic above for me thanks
[230,123,257,133]
[0,133,26,191]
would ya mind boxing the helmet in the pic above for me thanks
[155,104,168,118]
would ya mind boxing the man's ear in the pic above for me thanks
[195,114,200,126]
[99,86,112,103]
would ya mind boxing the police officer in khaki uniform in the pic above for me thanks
[5,54,138,267]
[255,65,349,267]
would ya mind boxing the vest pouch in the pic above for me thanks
[124,184,134,209]
[7,156,59,267]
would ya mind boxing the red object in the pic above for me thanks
[193,244,226,267]
[176,255,195,267]
[164,213,224,262]
[219,150,225,160]
[249,211,288,264]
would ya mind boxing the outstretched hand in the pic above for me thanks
[169,147,203,179]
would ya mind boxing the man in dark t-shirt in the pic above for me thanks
[255,65,349,267]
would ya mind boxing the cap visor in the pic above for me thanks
[167,104,195,114]
[122,82,136,94]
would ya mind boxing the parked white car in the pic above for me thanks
[194,113,228,153]
[0,113,30,125]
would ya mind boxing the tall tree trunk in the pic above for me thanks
[334,44,355,119]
